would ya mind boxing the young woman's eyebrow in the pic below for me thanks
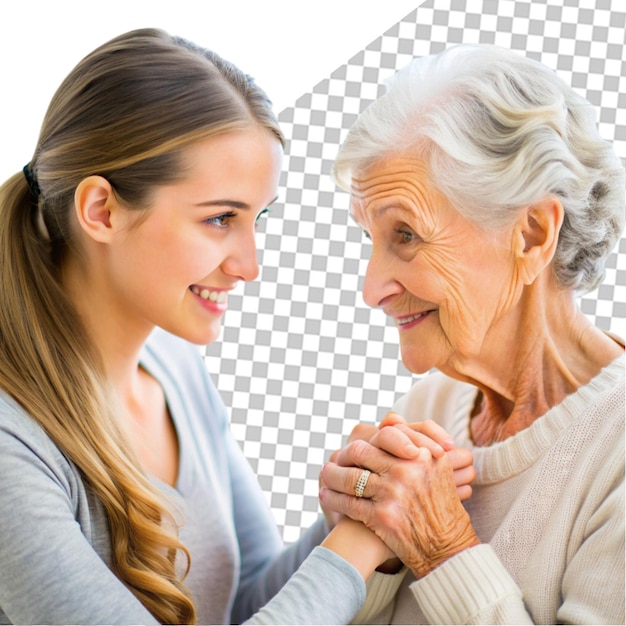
[194,200,251,209]
[194,195,279,210]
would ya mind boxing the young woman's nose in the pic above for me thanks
[222,227,260,282]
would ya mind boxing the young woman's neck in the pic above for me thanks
[62,254,153,398]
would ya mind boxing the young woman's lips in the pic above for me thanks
[190,285,228,313]
[395,310,433,330]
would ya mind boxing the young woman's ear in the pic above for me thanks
[74,176,118,243]
[513,195,564,285]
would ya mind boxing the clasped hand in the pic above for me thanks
[319,413,480,578]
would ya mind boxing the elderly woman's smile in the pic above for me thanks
[395,310,435,329]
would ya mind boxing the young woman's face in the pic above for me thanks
[107,127,282,345]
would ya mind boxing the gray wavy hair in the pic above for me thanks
[333,44,625,293]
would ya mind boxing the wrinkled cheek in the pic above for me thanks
[431,296,482,361]
[442,307,486,356]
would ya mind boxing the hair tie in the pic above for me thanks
[23,163,41,201]
[23,163,50,241]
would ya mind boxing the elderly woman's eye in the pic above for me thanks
[362,230,372,240]
[396,228,414,243]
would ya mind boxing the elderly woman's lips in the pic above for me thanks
[395,311,433,329]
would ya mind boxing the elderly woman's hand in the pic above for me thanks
[319,438,480,579]
[320,415,475,528]
[375,418,476,501]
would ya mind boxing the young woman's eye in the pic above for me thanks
[204,211,237,228]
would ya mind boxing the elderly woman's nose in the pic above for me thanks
[362,256,402,308]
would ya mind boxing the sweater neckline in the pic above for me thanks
[467,354,624,484]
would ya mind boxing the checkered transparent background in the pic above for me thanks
[205,0,626,543]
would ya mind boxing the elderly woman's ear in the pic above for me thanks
[514,196,564,285]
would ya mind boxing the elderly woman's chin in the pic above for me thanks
[398,340,442,375]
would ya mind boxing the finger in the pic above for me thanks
[332,438,393,473]
[395,424,448,458]
[447,446,473,471]
[327,423,380,466]
[404,420,456,450]
[379,411,406,428]
[453,464,476,489]
[321,462,376,499]
[456,483,473,501]
[346,422,378,444]
[319,484,372,525]
[327,448,341,464]
[372,423,447,458]
[368,426,422,459]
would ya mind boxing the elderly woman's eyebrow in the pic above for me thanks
[374,203,414,218]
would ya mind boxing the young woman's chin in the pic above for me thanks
[161,321,223,347]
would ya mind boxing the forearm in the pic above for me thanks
[233,517,328,621]
[244,546,366,625]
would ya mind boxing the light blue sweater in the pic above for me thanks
[0,328,364,624]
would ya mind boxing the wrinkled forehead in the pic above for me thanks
[348,154,433,224]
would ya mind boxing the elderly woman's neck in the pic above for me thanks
[465,284,623,447]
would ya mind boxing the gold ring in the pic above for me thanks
[354,469,371,498]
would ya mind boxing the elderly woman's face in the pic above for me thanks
[350,155,524,374]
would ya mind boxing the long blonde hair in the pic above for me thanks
[0,28,283,624]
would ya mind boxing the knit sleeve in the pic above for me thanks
[409,468,624,625]
[350,568,409,624]
[558,449,625,624]
[409,544,533,624]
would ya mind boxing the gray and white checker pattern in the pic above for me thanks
[205,0,626,543]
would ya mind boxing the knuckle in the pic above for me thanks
[348,439,371,466]
[385,464,414,495]
[376,500,401,529]
[345,495,366,520]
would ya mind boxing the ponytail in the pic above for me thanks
[0,169,196,624]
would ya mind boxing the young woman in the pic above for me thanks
[0,28,406,625]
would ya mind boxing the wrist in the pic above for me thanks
[321,518,388,581]
[411,531,481,579]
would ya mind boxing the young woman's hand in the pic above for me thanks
[320,517,396,581]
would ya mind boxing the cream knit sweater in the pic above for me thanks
[352,354,624,625]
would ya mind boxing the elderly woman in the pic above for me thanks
[320,44,625,625]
